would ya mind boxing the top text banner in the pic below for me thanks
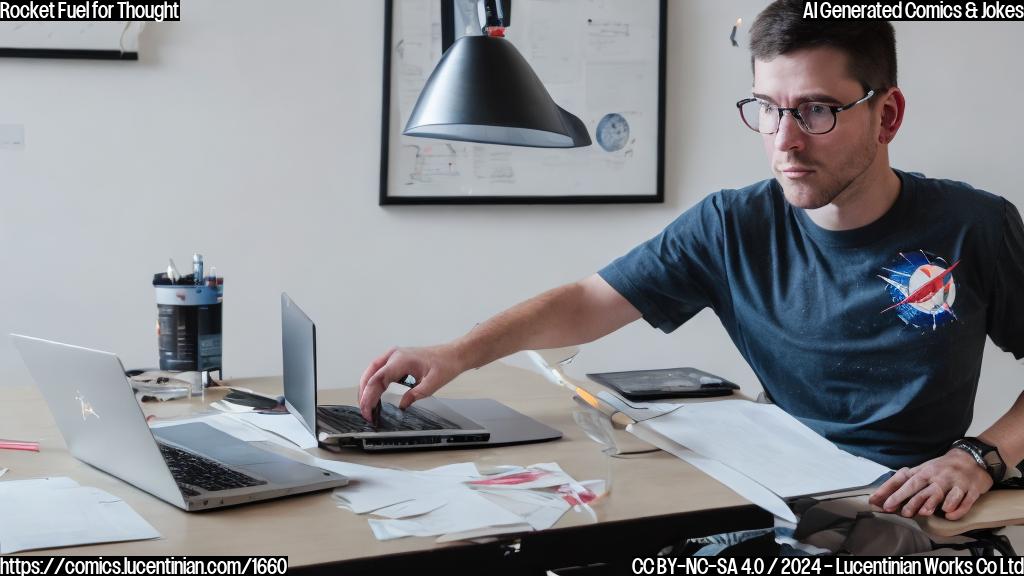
[0,1,179,21]
[804,0,1024,20]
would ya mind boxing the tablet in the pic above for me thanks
[586,367,739,401]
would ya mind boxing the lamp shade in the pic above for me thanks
[403,35,591,148]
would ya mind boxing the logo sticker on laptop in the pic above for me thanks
[75,390,100,420]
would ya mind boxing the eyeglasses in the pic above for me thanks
[736,89,876,135]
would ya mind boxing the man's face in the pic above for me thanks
[752,47,880,209]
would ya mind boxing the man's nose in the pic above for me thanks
[774,112,806,152]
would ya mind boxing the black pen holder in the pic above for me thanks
[154,283,223,372]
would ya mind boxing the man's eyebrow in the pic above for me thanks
[751,92,844,105]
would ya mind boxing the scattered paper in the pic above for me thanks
[324,460,479,514]
[229,412,317,449]
[466,462,575,490]
[476,489,570,530]
[367,491,527,541]
[369,492,453,519]
[322,459,599,542]
[0,477,160,553]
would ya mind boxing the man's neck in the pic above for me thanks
[804,163,901,232]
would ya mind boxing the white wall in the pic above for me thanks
[1,2,1020,433]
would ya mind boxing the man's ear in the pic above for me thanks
[879,88,906,145]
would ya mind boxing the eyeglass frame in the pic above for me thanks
[736,89,877,135]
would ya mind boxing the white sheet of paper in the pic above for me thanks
[464,462,575,491]
[0,468,7,478]
[230,413,317,449]
[323,459,479,514]
[367,491,526,541]
[628,421,797,522]
[370,492,453,519]
[476,489,570,530]
[0,477,160,553]
[637,400,890,497]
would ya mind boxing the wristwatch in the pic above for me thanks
[951,437,1007,483]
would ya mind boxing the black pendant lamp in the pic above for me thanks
[403,0,591,148]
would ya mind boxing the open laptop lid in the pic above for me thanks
[281,292,319,437]
[10,334,186,508]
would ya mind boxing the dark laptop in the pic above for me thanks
[281,293,561,451]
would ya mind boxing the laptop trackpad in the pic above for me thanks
[153,422,278,465]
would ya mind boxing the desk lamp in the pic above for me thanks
[403,0,592,148]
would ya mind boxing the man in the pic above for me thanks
[360,0,1024,523]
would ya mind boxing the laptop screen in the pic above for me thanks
[281,293,318,437]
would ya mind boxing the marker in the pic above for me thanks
[193,253,204,286]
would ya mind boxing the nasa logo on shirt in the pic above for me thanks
[877,250,960,331]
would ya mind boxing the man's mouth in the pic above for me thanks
[779,166,815,179]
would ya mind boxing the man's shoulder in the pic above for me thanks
[901,170,1006,217]
[706,178,780,213]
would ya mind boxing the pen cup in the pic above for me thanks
[154,283,223,390]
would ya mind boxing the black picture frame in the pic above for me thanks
[0,48,137,60]
[380,0,667,205]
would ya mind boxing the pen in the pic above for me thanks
[167,258,181,284]
[372,374,417,427]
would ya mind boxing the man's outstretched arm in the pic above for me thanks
[357,273,642,422]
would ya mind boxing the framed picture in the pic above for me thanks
[0,22,144,60]
[380,0,667,205]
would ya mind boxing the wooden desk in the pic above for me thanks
[0,362,767,572]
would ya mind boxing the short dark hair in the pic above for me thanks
[749,0,897,91]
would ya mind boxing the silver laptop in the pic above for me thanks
[11,334,349,511]
[282,293,562,450]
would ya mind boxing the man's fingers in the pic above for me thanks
[942,485,965,513]
[946,489,981,521]
[360,362,403,421]
[399,387,427,411]
[359,347,397,398]
[399,371,443,410]
[900,484,940,517]
[916,486,946,517]
[870,468,912,508]
[883,471,930,512]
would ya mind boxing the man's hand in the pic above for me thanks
[868,449,993,520]
[357,344,465,423]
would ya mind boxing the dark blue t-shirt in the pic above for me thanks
[599,170,1024,469]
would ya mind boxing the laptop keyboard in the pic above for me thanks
[318,404,460,433]
[158,442,267,496]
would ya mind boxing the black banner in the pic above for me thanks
[0,557,287,576]
[629,555,1024,576]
